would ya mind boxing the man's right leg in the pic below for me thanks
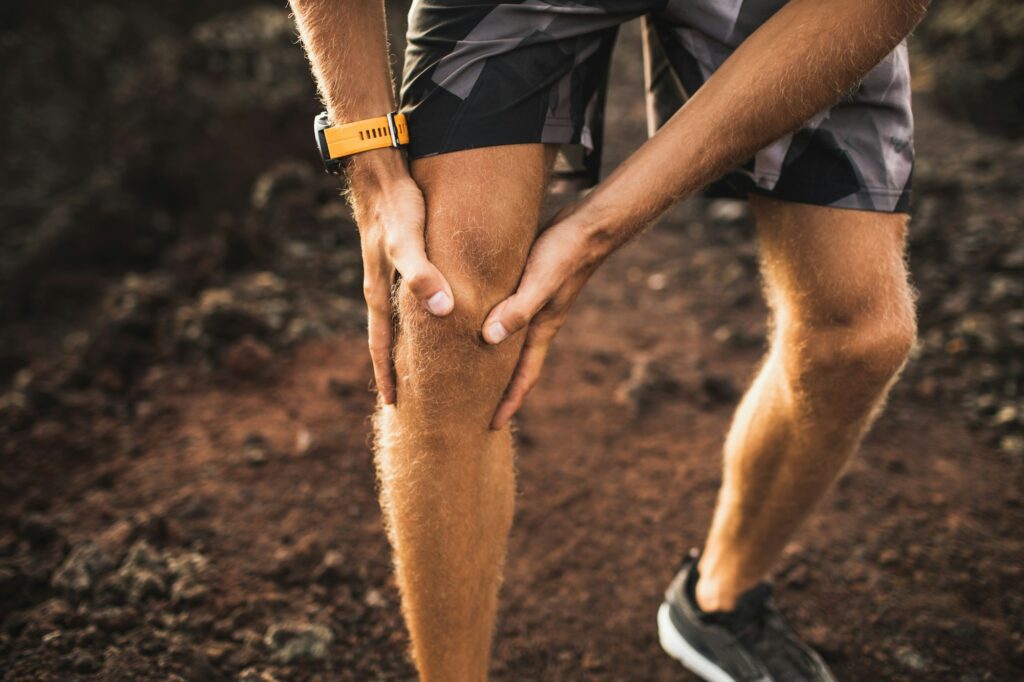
[374,144,553,681]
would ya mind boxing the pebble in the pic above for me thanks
[18,514,60,547]
[51,542,112,600]
[312,550,345,585]
[895,646,928,672]
[225,336,275,378]
[243,433,272,466]
[68,650,101,674]
[239,667,280,682]
[264,621,334,663]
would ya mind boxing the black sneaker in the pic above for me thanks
[657,550,837,682]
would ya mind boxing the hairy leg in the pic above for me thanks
[375,144,554,681]
[697,195,917,611]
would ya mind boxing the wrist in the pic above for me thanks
[575,193,627,258]
[345,147,410,193]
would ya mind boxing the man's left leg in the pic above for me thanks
[696,196,917,612]
[658,196,916,681]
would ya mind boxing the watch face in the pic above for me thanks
[314,112,342,175]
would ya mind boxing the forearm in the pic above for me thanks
[289,0,407,195]
[579,0,928,249]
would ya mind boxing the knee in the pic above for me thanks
[399,219,526,337]
[392,228,526,410]
[780,284,917,391]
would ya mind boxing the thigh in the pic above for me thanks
[751,196,913,327]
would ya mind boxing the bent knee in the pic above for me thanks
[392,276,522,409]
[781,285,917,388]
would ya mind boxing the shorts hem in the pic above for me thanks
[405,116,583,161]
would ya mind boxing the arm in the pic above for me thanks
[483,0,929,428]
[290,0,454,404]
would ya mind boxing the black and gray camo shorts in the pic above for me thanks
[399,0,914,212]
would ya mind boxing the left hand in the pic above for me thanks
[481,203,610,429]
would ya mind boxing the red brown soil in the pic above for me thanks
[2,8,1022,682]
[5,223,1021,680]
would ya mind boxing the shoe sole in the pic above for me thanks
[657,602,739,682]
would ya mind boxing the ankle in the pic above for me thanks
[694,571,740,613]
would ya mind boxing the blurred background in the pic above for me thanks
[1,1,1021,680]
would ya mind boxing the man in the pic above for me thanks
[289,0,925,679]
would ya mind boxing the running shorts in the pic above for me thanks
[399,0,914,212]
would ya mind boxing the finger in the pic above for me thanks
[490,326,554,429]
[387,229,454,317]
[482,271,558,345]
[364,279,396,404]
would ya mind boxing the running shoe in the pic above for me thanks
[657,550,837,682]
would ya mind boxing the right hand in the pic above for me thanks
[353,169,454,404]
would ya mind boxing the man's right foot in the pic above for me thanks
[657,550,836,682]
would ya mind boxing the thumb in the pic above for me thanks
[482,282,549,344]
[389,235,455,317]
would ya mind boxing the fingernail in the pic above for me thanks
[425,291,453,315]
[486,321,508,344]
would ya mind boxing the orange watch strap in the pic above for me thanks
[323,113,409,159]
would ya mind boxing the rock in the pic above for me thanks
[91,607,137,632]
[707,199,750,225]
[364,589,387,608]
[1000,435,1024,457]
[166,644,219,682]
[175,271,293,353]
[195,289,271,342]
[646,272,668,291]
[138,636,166,657]
[52,542,112,600]
[68,650,102,674]
[312,550,345,585]
[172,494,216,520]
[294,427,313,455]
[226,644,260,669]
[895,646,928,672]
[264,621,334,663]
[581,649,607,672]
[267,534,321,585]
[112,541,168,604]
[18,513,60,547]
[243,432,272,466]
[250,161,316,210]
[878,549,900,567]
[783,563,811,590]
[225,336,274,378]
[33,598,74,628]
[167,552,209,606]
[239,667,280,682]
[614,355,680,415]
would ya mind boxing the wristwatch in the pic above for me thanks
[314,111,410,175]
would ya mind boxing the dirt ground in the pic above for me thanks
[1,5,1022,682]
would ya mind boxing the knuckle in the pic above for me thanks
[403,269,431,294]
[363,287,389,311]
[505,308,530,330]
[384,232,405,259]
